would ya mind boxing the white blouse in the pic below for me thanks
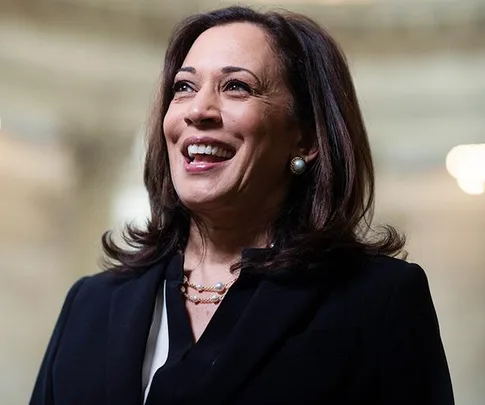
[141,282,170,403]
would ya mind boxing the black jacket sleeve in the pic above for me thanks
[30,277,87,405]
[378,264,454,404]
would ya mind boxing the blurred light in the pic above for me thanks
[446,144,485,195]
[457,177,485,196]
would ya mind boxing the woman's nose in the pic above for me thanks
[184,89,222,127]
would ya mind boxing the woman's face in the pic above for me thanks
[163,22,303,216]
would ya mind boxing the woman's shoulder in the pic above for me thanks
[336,253,433,312]
[62,264,161,308]
[360,254,428,288]
[58,271,128,311]
[310,253,439,333]
[69,268,135,292]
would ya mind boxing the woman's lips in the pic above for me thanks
[192,154,228,163]
[184,157,230,173]
[182,139,236,173]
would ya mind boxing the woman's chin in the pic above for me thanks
[179,189,234,213]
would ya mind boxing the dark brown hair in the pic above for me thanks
[102,6,405,272]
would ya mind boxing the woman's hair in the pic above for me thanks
[102,6,405,272]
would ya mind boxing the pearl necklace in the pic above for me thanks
[180,275,237,304]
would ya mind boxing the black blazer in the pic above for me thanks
[30,253,454,405]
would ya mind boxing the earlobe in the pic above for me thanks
[303,146,319,163]
[295,144,319,165]
[289,142,318,175]
[295,131,319,164]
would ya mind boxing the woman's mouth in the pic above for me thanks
[186,143,235,164]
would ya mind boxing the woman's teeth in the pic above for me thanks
[187,144,233,159]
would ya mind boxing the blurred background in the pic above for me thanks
[1,0,484,403]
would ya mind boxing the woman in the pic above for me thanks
[30,6,454,405]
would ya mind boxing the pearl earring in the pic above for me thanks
[290,156,306,175]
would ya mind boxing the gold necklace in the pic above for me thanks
[180,275,237,304]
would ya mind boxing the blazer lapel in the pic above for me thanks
[106,259,169,405]
[193,264,332,405]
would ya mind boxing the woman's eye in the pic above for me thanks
[224,80,251,93]
[173,81,194,93]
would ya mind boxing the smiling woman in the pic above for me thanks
[30,6,454,405]
[164,22,303,220]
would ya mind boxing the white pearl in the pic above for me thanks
[214,282,225,292]
[195,284,203,292]
[291,157,306,174]
[191,295,200,303]
[211,295,220,303]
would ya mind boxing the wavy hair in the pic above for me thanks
[102,6,405,272]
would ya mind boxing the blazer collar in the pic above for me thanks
[105,249,355,405]
[106,257,172,405]
[191,250,338,405]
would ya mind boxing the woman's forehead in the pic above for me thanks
[181,23,278,76]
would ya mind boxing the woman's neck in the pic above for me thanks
[181,184,288,283]
[182,212,272,284]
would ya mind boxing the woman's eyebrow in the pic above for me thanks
[176,66,196,74]
[176,65,261,85]
[221,66,260,84]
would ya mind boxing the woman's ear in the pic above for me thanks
[300,144,319,163]
[295,133,319,163]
